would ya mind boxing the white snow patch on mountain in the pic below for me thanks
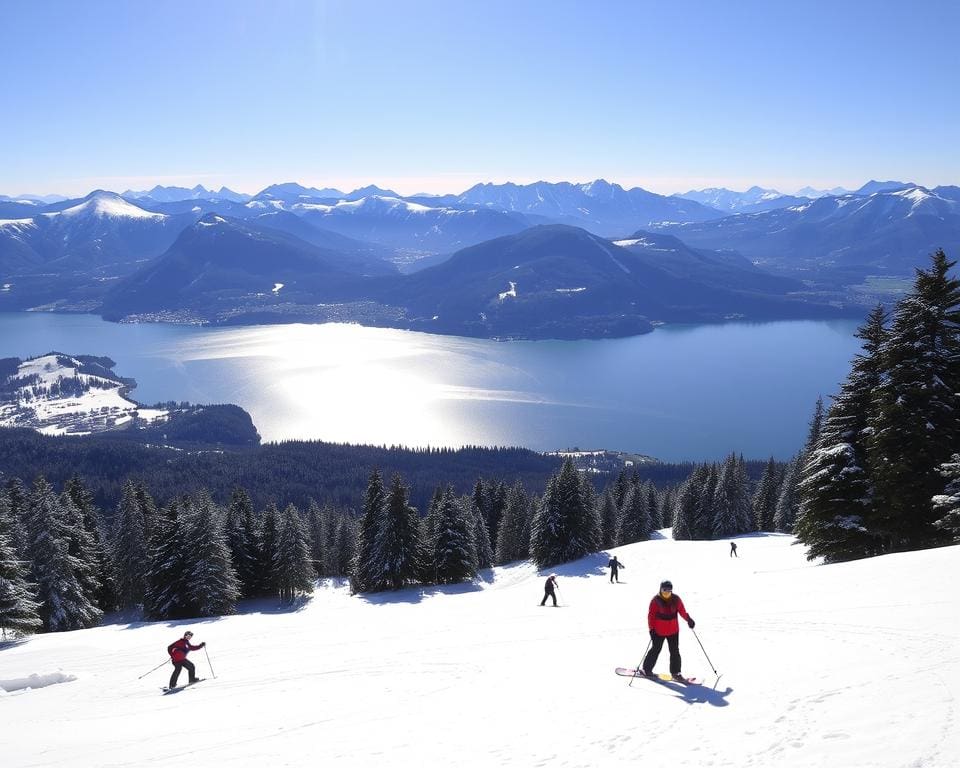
[50,194,165,221]
[498,281,517,301]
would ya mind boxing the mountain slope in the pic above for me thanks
[101,215,365,320]
[650,185,960,280]
[381,225,841,338]
[1,535,956,767]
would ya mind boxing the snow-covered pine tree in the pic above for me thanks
[351,469,386,593]
[795,305,888,561]
[112,479,149,609]
[694,463,719,539]
[256,503,281,597]
[486,480,508,547]
[373,474,422,591]
[529,458,600,567]
[933,454,960,540]
[433,487,477,584]
[57,491,103,618]
[64,476,117,612]
[418,485,444,580]
[803,396,826,463]
[711,456,740,538]
[599,488,620,548]
[866,250,960,552]
[470,496,495,572]
[305,500,325,577]
[224,488,259,597]
[3,478,29,558]
[273,503,314,603]
[135,483,159,545]
[0,519,41,639]
[495,481,532,565]
[180,491,240,615]
[732,456,754,533]
[618,482,652,545]
[329,515,356,578]
[671,466,704,541]
[647,482,662,531]
[24,477,102,632]
[773,455,801,533]
[751,458,779,532]
[144,500,190,619]
[660,486,676,529]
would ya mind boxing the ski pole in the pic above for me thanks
[629,638,652,687]
[204,645,217,679]
[137,658,170,680]
[691,628,721,683]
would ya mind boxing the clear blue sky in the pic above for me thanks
[2,0,958,197]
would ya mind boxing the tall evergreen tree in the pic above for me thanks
[751,457,780,532]
[224,488,259,597]
[65,476,116,612]
[671,467,702,541]
[24,477,102,632]
[4,478,29,559]
[647,482,663,531]
[58,491,103,618]
[694,464,719,539]
[795,305,888,560]
[144,500,189,619]
[373,475,422,590]
[599,488,620,548]
[181,491,240,615]
[433,487,477,584]
[0,520,41,638]
[351,469,386,593]
[255,503,281,597]
[867,250,960,551]
[112,479,148,609]
[618,482,651,544]
[773,456,802,533]
[529,458,600,567]
[273,503,314,603]
[329,515,356,579]
[933,454,960,541]
[305,500,325,577]
[495,482,532,565]
[470,497,495,571]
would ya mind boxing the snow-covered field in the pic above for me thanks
[2,533,958,767]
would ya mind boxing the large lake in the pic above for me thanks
[0,313,863,461]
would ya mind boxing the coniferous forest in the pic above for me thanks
[2,251,958,639]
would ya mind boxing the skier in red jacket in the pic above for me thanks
[641,580,695,680]
[167,630,205,689]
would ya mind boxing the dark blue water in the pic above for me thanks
[0,313,862,461]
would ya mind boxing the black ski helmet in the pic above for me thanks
[660,580,673,591]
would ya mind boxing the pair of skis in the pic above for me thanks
[615,667,698,684]
[161,678,206,693]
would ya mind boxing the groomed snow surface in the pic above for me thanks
[2,533,958,767]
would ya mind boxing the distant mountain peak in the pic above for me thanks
[53,190,165,220]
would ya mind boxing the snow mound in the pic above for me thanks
[0,671,78,695]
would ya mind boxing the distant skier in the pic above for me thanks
[730,542,738,558]
[608,556,625,583]
[641,580,695,681]
[167,630,205,689]
[540,574,559,606]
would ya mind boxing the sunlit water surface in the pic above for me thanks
[0,313,862,461]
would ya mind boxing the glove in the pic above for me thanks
[687,618,696,629]
[200,642,206,647]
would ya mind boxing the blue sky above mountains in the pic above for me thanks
[2,0,958,197]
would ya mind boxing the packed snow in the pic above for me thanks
[2,533,957,767]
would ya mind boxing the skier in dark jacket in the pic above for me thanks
[167,630,205,688]
[608,556,625,583]
[540,574,559,606]
[641,580,695,680]
[730,542,738,558]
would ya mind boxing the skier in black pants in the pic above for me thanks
[167,630,205,688]
[730,542,738,558]
[642,580,695,681]
[608,556,625,583]
[540,574,558,606]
